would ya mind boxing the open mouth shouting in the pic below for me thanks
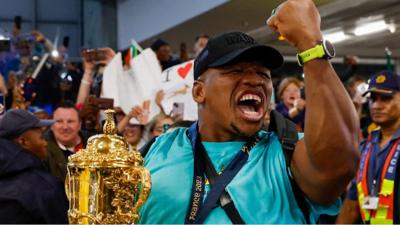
[236,92,265,122]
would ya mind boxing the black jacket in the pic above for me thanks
[0,139,69,223]
[43,129,92,182]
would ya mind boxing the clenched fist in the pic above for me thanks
[267,0,323,51]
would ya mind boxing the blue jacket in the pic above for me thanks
[0,138,69,223]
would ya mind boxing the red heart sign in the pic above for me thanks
[177,62,193,79]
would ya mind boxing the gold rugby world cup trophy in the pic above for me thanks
[66,109,151,224]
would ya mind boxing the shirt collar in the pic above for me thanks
[370,129,381,144]
[56,141,75,153]
[370,127,400,144]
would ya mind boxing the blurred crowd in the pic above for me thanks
[0,16,377,149]
[0,12,399,224]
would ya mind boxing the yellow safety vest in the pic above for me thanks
[357,138,400,224]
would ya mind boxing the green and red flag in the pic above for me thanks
[124,44,140,66]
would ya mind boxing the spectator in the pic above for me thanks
[193,33,209,57]
[0,109,68,223]
[122,123,145,150]
[0,73,7,95]
[5,71,22,110]
[31,30,55,57]
[32,107,50,119]
[180,42,190,62]
[276,77,306,131]
[19,29,59,110]
[44,101,91,182]
[31,60,63,108]
[346,75,373,138]
[339,55,359,83]
[10,82,30,110]
[117,107,146,149]
[114,106,126,123]
[150,39,182,70]
[347,75,368,119]
[138,114,176,158]
[148,113,174,139]
[76,47,116,106]
[59,61,83,103]
[118,104,150,127]
[32,107,51,132]
[0,17,20,79]
[347,75,366,99]
[336,70,400,224]
[118,105,173,141]
[138,0,359,223]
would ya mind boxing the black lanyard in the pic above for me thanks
[184,122,259,224]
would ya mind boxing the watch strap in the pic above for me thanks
[296,44,325,66]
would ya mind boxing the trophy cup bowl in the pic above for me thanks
[66,109,151,224]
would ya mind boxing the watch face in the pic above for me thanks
[323,40,335,58]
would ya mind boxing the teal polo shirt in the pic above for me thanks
[139,128,340,224]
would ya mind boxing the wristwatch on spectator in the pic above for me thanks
[296,39,335,66]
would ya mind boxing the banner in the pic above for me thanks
[160,60,198,121]
[102,48,162,123]
[102,52,123,107]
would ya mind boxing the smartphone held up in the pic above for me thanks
[81,48,107,63]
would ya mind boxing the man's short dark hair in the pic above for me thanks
[55,101,77,111]
[54,101,80,118]
[195,34,209,42]
[150,39,169,51]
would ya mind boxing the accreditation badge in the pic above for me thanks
[362,196,379,210]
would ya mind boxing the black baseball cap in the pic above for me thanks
[363,70,400,96]
[0,109,53,139]
[193,31,284,79]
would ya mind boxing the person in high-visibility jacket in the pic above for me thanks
[336,70,400,224]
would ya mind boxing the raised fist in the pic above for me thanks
[267,0,323,51]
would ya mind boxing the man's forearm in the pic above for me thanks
[267,0,360,205]
[303,59,359,173]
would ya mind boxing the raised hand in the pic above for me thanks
[267,0,323,51]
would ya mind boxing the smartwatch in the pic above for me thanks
[296,39,335,66]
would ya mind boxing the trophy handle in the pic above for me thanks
[126,167,151,212]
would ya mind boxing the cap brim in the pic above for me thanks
[208,45,284,70]
[362,88,395,97]
[35,119,54,127]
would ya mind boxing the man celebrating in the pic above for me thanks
[0,109,68,223]
[336,70,400,224]
[139,0,359,223]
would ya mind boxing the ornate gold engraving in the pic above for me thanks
[66,109,151,224]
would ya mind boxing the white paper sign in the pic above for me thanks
[160,60,198,121]
[102,52,124,107]
[102,48,162,122]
